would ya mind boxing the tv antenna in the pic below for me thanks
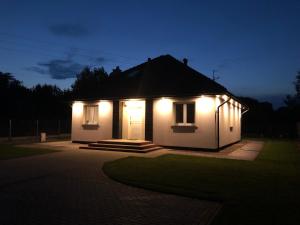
[212,69,220,81]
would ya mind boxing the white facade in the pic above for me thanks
[71,95,242,150]
[71,101,113,142]
[153,96,241,149]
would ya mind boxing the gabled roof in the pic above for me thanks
[100,54,230,99]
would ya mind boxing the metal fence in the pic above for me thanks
[0,119,71,139]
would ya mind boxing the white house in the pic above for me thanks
[72,55,248,151]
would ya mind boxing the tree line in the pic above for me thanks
[0,69,299,138]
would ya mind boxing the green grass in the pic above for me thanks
[103,140,300,225]
[0,144,61,160]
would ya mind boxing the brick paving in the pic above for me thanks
[0,146,221,225]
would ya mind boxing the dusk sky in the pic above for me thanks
[0,0,299,108]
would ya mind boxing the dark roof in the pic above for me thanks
[87,54,236,99]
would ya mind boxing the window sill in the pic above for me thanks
[82,124,99,130]
[171,125,198,133]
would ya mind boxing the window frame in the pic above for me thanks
[173,101,195,126]
[83,104,99,126]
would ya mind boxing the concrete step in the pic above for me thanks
[79,146,162,153]
[97,140,152,146]
[89,143,159,150]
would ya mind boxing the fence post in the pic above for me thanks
[8,119,12,141]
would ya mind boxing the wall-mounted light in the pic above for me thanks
[197,96,214,114]
[73,102,83,117]
[157,98,172,114]
[222,95,228,101]
[99,101,111,116]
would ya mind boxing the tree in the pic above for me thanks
[285,71,300,107]
[71,67,108,98]
[0,72,30,119]
[239,97,274,137]
[31,84,66,119]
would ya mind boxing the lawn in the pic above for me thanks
[0,144,60,160]
[103,140,300,225]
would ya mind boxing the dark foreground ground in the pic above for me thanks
[0,143,220,225]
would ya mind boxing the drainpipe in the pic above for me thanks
[216,97,231,150]
[241,106,249,115]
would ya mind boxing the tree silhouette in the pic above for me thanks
[285,71,300,107]
[30,84,69,119]
[72,67,109,98]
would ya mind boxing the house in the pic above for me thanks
[72,55,247,150]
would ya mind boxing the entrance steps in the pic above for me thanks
[79,139,162,153]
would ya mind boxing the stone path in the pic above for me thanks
[227,141,264,160]
[0,144,221,225]
[147,140,264,161]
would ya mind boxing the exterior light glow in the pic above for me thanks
[235,104,238,118]
[125,100,144,108]
[99,101,111,115]
[157,98,172,114]
[73,102,83,117]
[215,96,221,110]
[223,102,229,117]
[197,96,214,114]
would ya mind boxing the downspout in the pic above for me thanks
[216,97,231,150]
[241,106,249,115]
[240,104,250,139]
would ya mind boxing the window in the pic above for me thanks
[186,103,195,123]
[174,102,195,125]
[83,105,98,125]
[175,104,184,123]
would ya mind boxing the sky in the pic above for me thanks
[0,0,299,108]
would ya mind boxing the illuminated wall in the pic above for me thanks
[153,96,218,149]
[71,96,242,149]
[218,98,241,147]
[71,100,113,142]
[153,95,242,149]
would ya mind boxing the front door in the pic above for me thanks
[123,100,145,140]
[128,106,143,139]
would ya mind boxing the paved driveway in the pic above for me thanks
[0,143,221,225]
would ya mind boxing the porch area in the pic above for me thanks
[79,139,162,153]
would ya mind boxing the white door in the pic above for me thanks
[128,106,144,140]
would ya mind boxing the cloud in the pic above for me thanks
[26,66,47,75]
[94,56,106,63]
[27,58,85,80]
[49,23,89,38]
[27,48,108,79]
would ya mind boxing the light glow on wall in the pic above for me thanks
[73,102,83,117]
[157,98,172,115]
[223,102,229,117]
[125,100,144,108]
[197,96,214,114]
[235,104,238,121]
[222,95,228,101]
[230,104,234,126]
[99,101,111,116]
[215,96,221,110]
[235,101,238,107]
